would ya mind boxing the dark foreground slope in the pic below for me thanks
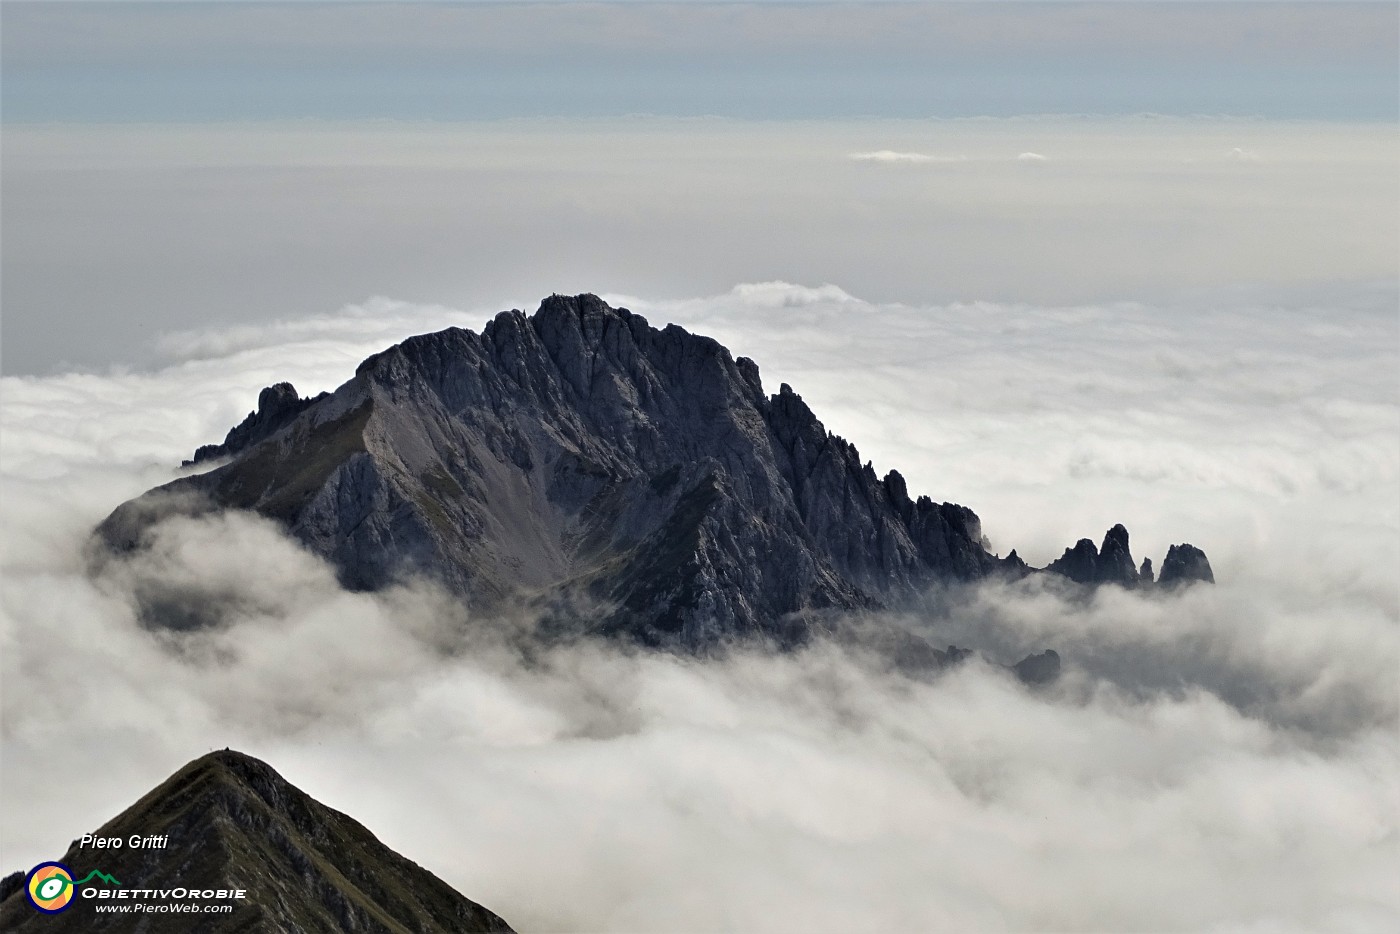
[0,750,512,933]
[97,294,1211,646]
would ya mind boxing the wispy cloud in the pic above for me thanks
[848,150,966,164]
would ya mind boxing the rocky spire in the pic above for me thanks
[1096,524,1140,586]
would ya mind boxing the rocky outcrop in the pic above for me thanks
[1159,543,1215,586]
[1041,523,1205,591]
[1045,538,1101,585]
[0,750,512,933]
[97,294,1211,648]
[1095,524,1139,585]
[184,382,328,466]
[1045,524,1143,586]
[1013,649,1061,685]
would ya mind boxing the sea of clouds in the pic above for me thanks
[2,282,1397,931]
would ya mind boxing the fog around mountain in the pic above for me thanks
[3,281,1395,931]
[4,2,1396,927]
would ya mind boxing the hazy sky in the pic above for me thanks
[5,2,1396,123]
[1,1,1397,374]
[3,118,1396,373]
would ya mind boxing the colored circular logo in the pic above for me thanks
[26,862,76,914]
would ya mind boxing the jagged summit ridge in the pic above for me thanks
[1043,524,1211,589]
[98,293,1212,646]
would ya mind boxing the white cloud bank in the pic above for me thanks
[2,282,1397,931]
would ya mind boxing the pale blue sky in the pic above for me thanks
[3,2,1396,122]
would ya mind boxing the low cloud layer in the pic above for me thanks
[2,282,1397,931]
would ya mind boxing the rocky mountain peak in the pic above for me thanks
[100,294,1212,650]
[1160,543,1215,585]
[1013,649,1062,685]
[1047,538,1101,584]
[1043,523,1209,590]
[1097,523,1140,586]
[0,749,512,932]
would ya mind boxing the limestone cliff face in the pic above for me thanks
[97,294,1211,646]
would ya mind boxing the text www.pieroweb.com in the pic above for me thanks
[94,903,235,915]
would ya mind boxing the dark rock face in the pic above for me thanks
[98,294,1212,647]
[1159,543,1215,586]
[1045,524,1142,587]
[1096,524,1139,586]
[1013,649,1061,685]
[184,382,328,466]
[0,750,512,933]
[1139,557,1155,585]
[0,872,21,905]
[1046,538,1101,585]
